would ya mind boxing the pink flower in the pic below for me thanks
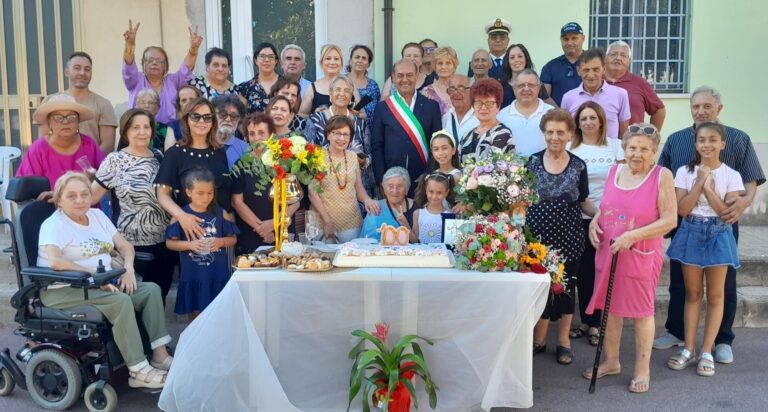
[466,177,478,189]
[373,322,390,342]
[509,164,520,173]
[507,184,521,197]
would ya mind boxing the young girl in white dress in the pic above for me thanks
[410,172,453,243]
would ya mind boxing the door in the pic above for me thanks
[0,0,81,151]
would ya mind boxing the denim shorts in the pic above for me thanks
[666,215,740,268]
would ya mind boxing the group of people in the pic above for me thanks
[13,17,764,394]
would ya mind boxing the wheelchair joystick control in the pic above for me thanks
[78,324,92,340]
[96,259,106,274]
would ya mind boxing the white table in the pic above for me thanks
[159,267,550,411]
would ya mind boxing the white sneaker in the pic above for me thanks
[653,332,684,349]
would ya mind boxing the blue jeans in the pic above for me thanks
[665,220,738,345]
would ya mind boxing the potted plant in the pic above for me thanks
[347,323,438,412]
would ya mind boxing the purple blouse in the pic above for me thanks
[122,60,193,124]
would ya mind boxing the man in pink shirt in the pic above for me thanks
[561,48,631,138]
[604,41,666,131]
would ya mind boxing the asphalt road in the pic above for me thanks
[0,324,766,411]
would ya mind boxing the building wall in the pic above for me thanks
[79,0,191,115]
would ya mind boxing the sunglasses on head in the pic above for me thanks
[189,113,215,123]
[628,125,657,135]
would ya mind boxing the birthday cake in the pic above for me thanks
[332,242,453,268]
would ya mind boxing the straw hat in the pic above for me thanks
[33,93,94,124]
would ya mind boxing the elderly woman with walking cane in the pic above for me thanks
[583,124,677,393]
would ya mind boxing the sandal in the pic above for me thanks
[129,365,167,389]
[533,342,547,355]
[556,345,574,365]
[697,352,715,377]
[151,355,173,371]
[628,377,650,393]
[668,348,696,371]
[588,328,600,347]
[582,366,621,380]
[569,325,587,339]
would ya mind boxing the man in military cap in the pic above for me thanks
[485,18,511,81]
[468,18,511,81]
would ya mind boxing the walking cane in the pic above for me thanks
[589,241,619,394]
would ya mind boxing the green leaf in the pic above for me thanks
[386,368,399,408]
[356,351,382,372]
[400,378,419,409]
[351,330,388,353]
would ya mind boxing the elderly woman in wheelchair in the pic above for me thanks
[35,171,173,391]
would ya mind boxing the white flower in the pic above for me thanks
[261,150,275,166]
[289,135,306,155]
[477,175,494,187]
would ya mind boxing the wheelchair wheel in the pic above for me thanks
[0,366,15,396]
[84,381,118,412]
[25,349,82,410]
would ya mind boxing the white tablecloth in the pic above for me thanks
[159,267,549,411]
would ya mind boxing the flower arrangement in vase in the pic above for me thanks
[230,132,327,250]
[455,152,538,222]
[347,323,438,412]
[454,213,526,272]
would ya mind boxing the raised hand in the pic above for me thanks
[189,26,203,52]
[124,20,140,46]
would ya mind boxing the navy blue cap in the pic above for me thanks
[560,22,583,36]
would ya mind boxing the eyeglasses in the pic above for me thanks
[330,130,351,139]
[447,86,470,94]
[144,57,166,65]
[189,113,215,123]
[217,112,240,121]
[51,114,79,124]
[331,87,353,95]
[473,100,498,109]
[628,125,658,136]
[514,83,540,90]
[489,33,509,40]
[423,46,436,53]
[257,54,277,61]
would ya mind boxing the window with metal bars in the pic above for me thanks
[589,0,689,93]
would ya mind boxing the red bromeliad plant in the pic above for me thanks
[347,323,438,412]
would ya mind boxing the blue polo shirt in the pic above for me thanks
[541,54,582,106]
[223,134,251,170]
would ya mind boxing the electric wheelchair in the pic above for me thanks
[0,176,154,411]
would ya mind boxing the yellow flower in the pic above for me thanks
[296,150,308,165]
[520,242,547,266]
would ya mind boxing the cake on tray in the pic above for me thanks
[332,242,454,268]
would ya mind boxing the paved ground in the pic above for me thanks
[1,322,766,411]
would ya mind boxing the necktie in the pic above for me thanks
[495,58,502,68]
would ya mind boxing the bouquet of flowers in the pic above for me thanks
[230,132,327,194]
[455,152,538,215]
[518,231,567,295]
[454,213,526,272]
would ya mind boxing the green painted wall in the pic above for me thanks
[372,0,767,143]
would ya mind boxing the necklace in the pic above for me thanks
[329,151,349,190]
[180,145,215,158]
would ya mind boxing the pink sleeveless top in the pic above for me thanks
[587,164,664,318]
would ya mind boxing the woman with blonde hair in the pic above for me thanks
[420,46,459,116]
[299,44,361,115]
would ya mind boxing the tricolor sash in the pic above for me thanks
[386,92,428,165]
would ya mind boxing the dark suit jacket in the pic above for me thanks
[371,93,442,194]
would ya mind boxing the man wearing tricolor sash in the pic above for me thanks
[372,59,442,196]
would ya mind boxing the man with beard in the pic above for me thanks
[40,52,117,153]
[211,94,250,169]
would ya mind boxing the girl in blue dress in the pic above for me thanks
[166,168,239,321]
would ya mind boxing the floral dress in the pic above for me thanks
[188,75,237,100]
[526,150,589,320]
[236,75,281,113]
[459,123,515,162]
[356,77,380,123]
